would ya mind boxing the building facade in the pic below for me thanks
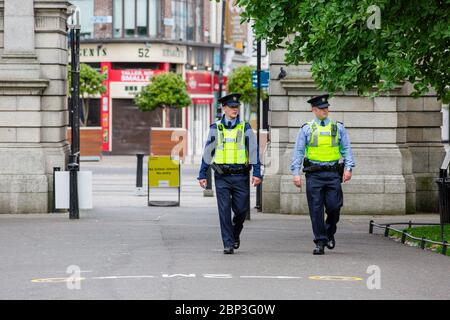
[70,0,251,159]
[263,48,445,215]
[0,0,70,213]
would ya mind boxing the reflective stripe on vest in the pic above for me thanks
[214,121,247,164]
[306,120,340,162]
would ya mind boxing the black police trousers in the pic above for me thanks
[305,170,343,245]
[214,172,249,248]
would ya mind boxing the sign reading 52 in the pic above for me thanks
[138,48,150,58]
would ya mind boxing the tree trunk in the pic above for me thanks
[164,106,170,128]
[82,98,90,127]
[155,106,163,127]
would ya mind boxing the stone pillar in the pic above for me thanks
[263,49,444,215]
[0,0,70,213]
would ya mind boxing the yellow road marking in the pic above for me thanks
[31,277,86,283]
[308,275,363,281]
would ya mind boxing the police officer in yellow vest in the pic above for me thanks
[198,93,262,254]
[291,94,355,255]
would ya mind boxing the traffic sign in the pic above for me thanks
[252,70,269,88]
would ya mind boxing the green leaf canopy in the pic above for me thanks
[227,65,268,105]
[135,72,192,112]
[237,0,450,103]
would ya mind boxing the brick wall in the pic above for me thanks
[203,0,210,43]
[94,0,113,38]
[163,0,172,39]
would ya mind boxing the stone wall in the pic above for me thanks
[263,49,444,215]
[0,0,70,213]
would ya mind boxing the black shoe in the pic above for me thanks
[326,237,335,250]
[313,243,325,255]
[223,247,234,254]
[233,239,240,250]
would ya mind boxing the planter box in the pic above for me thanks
[150,128,187,160]
[67,127,102,160]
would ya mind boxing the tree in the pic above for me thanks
[68,63,106,126]
[227,65,268,106]
[237,0,450,102]
[134,72,191,127]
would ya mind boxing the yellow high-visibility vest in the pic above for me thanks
[306,120,340,162]
[214,121,248,164]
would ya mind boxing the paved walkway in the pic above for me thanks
[0,156,448,300]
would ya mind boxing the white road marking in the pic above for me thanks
[92,275,155,280]
[240,276,303,279]
[32,274,366,283]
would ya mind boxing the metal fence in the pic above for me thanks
[369,221,448,256]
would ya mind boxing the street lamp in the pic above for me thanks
[68,6,81,219]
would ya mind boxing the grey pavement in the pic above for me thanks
[0,156,448,300]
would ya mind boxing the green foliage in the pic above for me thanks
[68,63,106,98]
[389,225,450,256]
[68,63,106,126]
[237,0,450,102]
[227,65,268,105]
[134,72,191,112]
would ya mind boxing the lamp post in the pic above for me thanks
[68,7,81,219]
[255,39,262,212]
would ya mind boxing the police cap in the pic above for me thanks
[218,93,242,107]
[307,94,330,109]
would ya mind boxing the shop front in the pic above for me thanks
[185,71,228,160]
[77,42,187,155]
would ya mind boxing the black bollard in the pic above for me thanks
[136,154,145,196]
[68,155,79,220]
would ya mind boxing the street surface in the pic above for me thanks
[0,156,448,300]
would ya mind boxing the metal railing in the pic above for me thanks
[369,220,448,256]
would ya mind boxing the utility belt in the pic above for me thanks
[303,158,344,176]
[211,163,250,175]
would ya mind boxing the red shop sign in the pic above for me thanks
[109,69,163,82]
[192,97,213,105]
[186,72,213,94]
[213,74,228,92]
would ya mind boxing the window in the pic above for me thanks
[85,99,101,127]
[149,0,159,37]
[172,0,203,42]
[171,0,187,40]
[113,0,123,37]
[124,0,136,37]
[70,0,94,39]
[113,0,160,38]
[168,107,182,128]
[136,0,148,36]
[186,0,195,41]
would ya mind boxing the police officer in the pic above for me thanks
[198,93,262,254]
[291,94,355,255]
